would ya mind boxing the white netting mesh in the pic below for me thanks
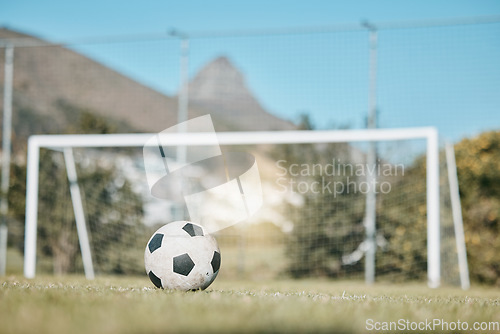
[33,138,461,285]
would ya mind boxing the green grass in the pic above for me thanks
[1,275,500,334]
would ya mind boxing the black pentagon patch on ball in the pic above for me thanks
[148,233,163,253]
[211,251,221,273]
[148,271,162,288]
[182,223,204,237]
[173,253,195,276]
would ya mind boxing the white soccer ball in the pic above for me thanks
[144,221,221,290]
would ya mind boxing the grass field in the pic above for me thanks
[1,275,500,334]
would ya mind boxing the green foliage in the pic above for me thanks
[36,149,79,274]
[283,146,429,280]
[74,154,146,275]
[278,137,367,278]
[455,130,500,285]
[12,106,61,144]
[6,109,147,275]
[6,163,27,250]
[34,146,148,275]
[283,128,500,285]
[281,122,429,280]
[55,99,136,134]
[374,159,428,281]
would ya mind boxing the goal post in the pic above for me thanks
[24,127,441,287]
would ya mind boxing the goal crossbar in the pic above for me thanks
[24,127,440,287]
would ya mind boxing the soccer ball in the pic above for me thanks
[144,221,221,290]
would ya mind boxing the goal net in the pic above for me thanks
[23,126,467,287]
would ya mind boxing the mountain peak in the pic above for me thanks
[3,28,293,134]
[188,56,255,104]
[187,56,294,131]
[210,56,233,67]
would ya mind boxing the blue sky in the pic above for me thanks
[2,1,499,37]
[1,0,500,142]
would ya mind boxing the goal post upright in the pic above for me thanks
[63,148,95,280]
[24,136,40,279]
[445,142,469,290]
[23,127,441,286]
[427,127,440,288]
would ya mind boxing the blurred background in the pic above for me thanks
[0,1,499,286]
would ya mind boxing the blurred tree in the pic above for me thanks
[455,130,500,285]
[283,128,500,284]
[7,108,146,275]
[374,157,428,281]
[280,116,366,278]
[282,113,430,280]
